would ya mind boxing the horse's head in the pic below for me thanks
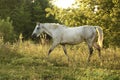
[32,22,43,38]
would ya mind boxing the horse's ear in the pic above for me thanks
[36,22,40,26]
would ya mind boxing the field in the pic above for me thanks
[0,39,120,80]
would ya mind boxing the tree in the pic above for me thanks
[0,17,15,42]
[46,0,120,47]
[31,0,57,23]
[11,0,32,38]
[0,0,32,39]
[0,0,56,40]
[0,0,21,19]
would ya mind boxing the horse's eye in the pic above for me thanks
[37,27,40,30]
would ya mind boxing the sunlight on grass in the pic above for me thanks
[0,38,120,80]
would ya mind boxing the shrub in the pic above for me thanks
[0,17,16,42]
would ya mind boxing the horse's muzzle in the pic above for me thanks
[31,33,37,39]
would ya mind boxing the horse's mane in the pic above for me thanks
[43,23,66,29]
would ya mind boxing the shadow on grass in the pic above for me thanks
[0,46,24,65]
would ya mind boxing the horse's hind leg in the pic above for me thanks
[86,39,94,62]
[93,42,101,59]
[88,46,93,62]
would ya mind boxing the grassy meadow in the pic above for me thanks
[0,38,120,80]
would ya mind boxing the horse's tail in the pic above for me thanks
[95,26,103,48]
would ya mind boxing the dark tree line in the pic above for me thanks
[0,0,56,40]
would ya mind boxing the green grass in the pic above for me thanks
[0,39,120,80]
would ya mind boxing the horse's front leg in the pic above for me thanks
[61,44,69,61]
[48,42,59,56]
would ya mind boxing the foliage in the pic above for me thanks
[46,0,120,47]
[0,40,120,80]
[0,17,16,42]
[0,0,119,46]
[0,0,57,39]
[31,0,57,23]
[11,0,33,38]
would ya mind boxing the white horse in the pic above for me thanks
[32,23,103,62]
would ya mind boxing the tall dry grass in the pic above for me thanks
[0,38,120,80]
[12,40,120,69]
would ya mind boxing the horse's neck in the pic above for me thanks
[42,26,53,37]
[42,24,65,37]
